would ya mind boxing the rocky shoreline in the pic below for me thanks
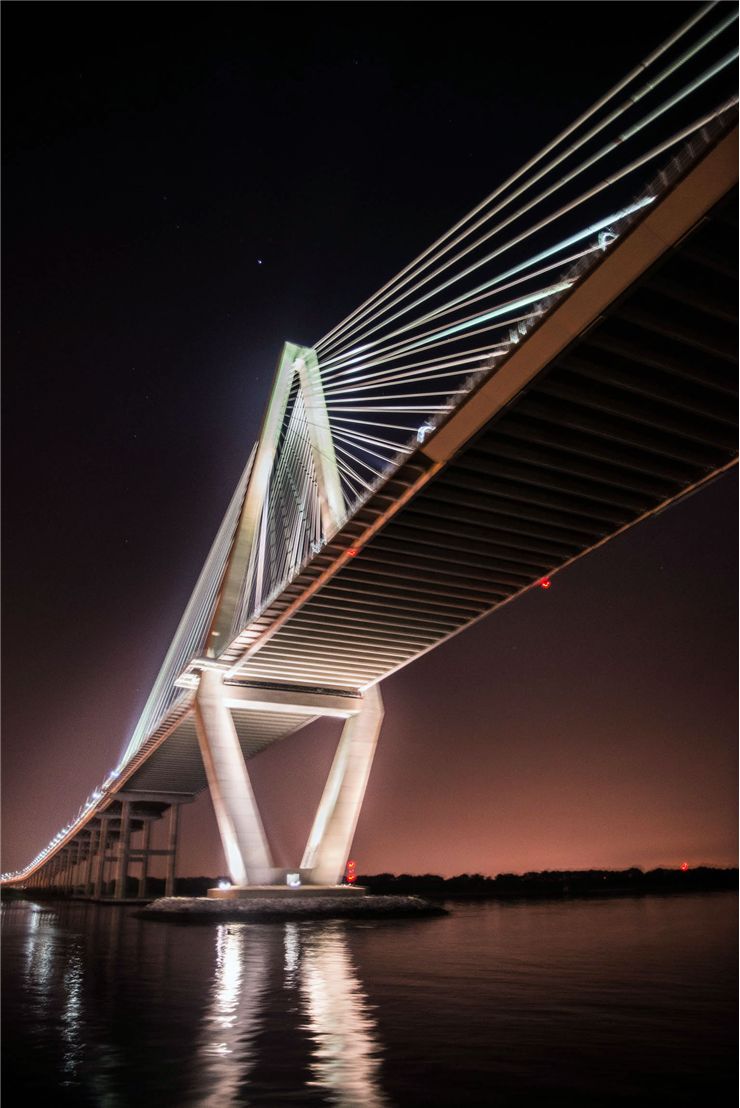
[138,893,447,922]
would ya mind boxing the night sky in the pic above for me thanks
[3,3,737,878]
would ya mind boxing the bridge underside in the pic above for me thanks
[120,706,321,795]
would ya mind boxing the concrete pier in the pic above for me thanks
[207,884,367,900]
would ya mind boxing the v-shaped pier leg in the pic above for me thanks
[301,684,384,886]
[194,669,277,885]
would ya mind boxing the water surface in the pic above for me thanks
[2,892,736,1106]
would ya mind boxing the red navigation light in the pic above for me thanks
[346,859,357,884]
[680,862,689,872]
[347,548,359,557]
[540,577,551,589]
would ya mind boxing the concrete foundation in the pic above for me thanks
[207,884,367,900]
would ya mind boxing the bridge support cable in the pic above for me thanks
[306,115,736,519]
[316,99,736,377]
[314,3,734,359]
[194,669,277,886]
[296,348,345,534]
[119,447,257,768]
[301,684,384,887]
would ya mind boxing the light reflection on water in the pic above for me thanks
[194,920,386,1107]
[2,893,737,1106]
[61,943,85,1082]
[195,924,269,1106]
[298,925,387,1108]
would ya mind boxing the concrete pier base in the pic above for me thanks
[207,884,367,900]
[141,892,445,921]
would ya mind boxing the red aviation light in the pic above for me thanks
[346,859,357,884]
[347,547,360,557]
[540,577,552,589]
[680,862,689,872]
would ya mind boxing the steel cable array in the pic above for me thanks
[308,1,737,514]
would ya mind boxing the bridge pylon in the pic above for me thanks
[194,669,279,885]
[193,670,383,889]
[301,683,384,886]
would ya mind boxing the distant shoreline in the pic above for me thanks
[3,867,736,904]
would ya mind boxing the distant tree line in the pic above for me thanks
[353,867,738,899]
[156,867,739,900]
[7,867,736,902]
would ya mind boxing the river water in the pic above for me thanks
[2,892,736,1106]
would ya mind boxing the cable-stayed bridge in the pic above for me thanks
[4,5,738,895]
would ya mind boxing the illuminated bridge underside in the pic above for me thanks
[120,708,321,795]
[120,133,737,800]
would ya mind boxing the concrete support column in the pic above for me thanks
[70,845,79,893]
[93,817,110,899]
[301,683,384,886]
[55,851,64,892]
[61,849,72,895]
[73,842,81,893]
[165,805,180,898]
[77,841,85,892]
[194,669,275,885]
[57,851,67,891]
[114,801,132,900]
[82,828,98,897]
[140,821,152,898]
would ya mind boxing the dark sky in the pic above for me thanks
[2,2,736,877]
